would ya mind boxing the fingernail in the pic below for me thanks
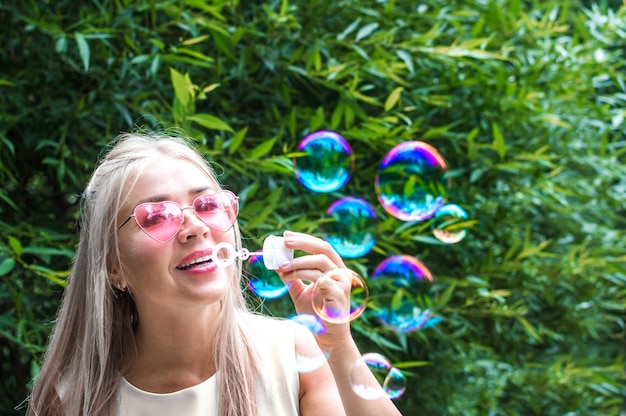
[279,260,292,268]
[283,230,294,236]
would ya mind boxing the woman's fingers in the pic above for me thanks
[275,231,358,346]
[281,278,310,307]
[277,254,337,282]
[282,230,345,268]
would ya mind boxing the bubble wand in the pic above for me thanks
[212,235,294,270]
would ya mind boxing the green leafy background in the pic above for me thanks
[1,0,625,414]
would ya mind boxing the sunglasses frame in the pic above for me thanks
[117,190,239,243]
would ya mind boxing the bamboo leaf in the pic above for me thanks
[228,127,248,155]
[337,17,361,41]
[392,360,431,369]
[248,137,276,159]
[0,257,15,276]
[384,87,404,112]
[8,236,22,257]
[516,239,554,260]
[356,22,379,42]
[492,122,506,160]
[245,187,283,229]
[187,114,234,132]
[396,50,414,74]
[516,316,543,342]
[75,32,90,71]
[169,67,192,109]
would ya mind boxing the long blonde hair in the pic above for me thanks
[27,132,263,416]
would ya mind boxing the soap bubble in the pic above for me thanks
[247,253,289,299]
[294,130,353,193]
[349,353,406,400]
[324,197,377,258]
[288,314,329,373]
[375,141,448,221]
[312,268,368,324]
[370,255,435,333]
[288,313,327,336]
[432,203,468,244]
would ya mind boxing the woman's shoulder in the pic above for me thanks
[244,312,319,350]
[245,312,295,332]
[243,314,302,413]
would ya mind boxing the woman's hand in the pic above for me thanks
[277,231,402,416]
[275,230,354,352]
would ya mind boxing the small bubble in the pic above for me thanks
[288,314,329,373]
[349,353,406,400]
[294,130,353,193]
[375,141,448,221]
[289,313,328,336]
[432,203,468,244]
[324,197,377,258]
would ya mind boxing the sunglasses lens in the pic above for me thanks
[194,191,239,232]
[134,202,183,242]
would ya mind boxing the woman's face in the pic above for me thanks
[114,157,236,316]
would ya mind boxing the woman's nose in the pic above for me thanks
[178,206,211,241]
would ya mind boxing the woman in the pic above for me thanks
[27,132,402,416]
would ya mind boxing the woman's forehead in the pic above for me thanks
[124,158,220,204]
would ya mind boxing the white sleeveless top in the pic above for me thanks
[116,316,300,415]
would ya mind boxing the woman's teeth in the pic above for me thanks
[177,255,213,270]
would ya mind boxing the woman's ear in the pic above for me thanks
[108,268,121,288]
[108,259,126,291]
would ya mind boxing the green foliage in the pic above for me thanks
[1,0,625,414]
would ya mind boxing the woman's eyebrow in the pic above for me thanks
[134,186,217,206]
[190,185,217,195]
[136,194,170,205]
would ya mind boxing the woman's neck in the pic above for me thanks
[124,302,222,393]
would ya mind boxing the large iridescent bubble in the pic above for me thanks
[375,141,448,221]
[370,255,435,333]
[324,197,377,258]
[294,130,353,193]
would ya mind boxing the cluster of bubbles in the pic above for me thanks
[293,131,469,254]
[240,130,470,400]
[292,131,468,326]
[281,316,405,403]
[285,313,407,401]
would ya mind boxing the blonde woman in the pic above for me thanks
[26,132,402,416]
